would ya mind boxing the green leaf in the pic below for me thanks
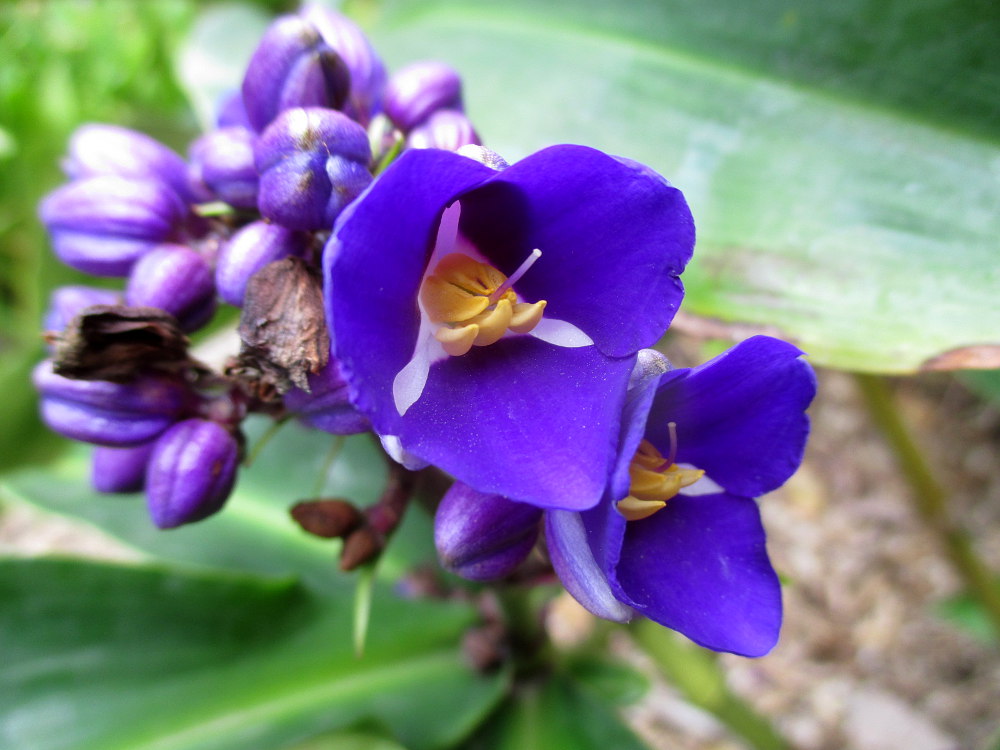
[362,0,1000,373]
[0,558,507,750]
[937,584,1000,644]
[0,419,387,588]
[961,369,1000,406]
[464,672,647,750]
[564,654,649,707]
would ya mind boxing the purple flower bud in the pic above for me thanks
[434,482,542,581]
[39,176,189,277]
[215,90,252,129]
[91,441,156,493]
[406,109,480,152]
[241,15,351,132]
[283,359,369,434]
[215,221,309,306]
[63,124,194,203]
[188,126,259,210]
[299,4,387,125]
[255,107,372,231]
[33,360,189,446]
[146,419,239,529]
[384,61,463,132]
[43,285,121,333]
[125,244,216,332]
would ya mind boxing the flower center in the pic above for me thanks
[617,424,704,521]
[418,250,547,356]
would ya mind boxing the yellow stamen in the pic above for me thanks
[616,439,705,521]
[418,251,547,355]
[435,323,479,356]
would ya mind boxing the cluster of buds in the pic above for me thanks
[35,4,479,530]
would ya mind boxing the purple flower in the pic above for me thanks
[126,244,216,332]
[300,3,387,126]
[326,146,694,510]
[241,15,350,132]
[406,109,480,152]
[146,418,240,529]
[43,285,121,333]
[384,61,463,132]
[63,123,194,203]
[255,107,372,231]
[188,126,259,210]
[91,442,156,493]
[215,221,309,307]
[283,359,370,435]
[434,482,541,581]
[545,337,816,656]
[39,176,190,276]
[33,360,190,446]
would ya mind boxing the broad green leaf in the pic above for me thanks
[564,655,649,707]
[360,0,1000,373]
[937,583,1000,644]
[464,672,646,750]
[0,558,506,750]
[0,419,388,588]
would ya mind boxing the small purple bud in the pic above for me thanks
[300,4,387,125]
[384,61,463,132]
[215,90,252,129]
[146,419,239,529]
[39,176,189,277]
[406,109,480,152]
[91,442,156,493]
[188,126,259,210]
[43,285,121,333]
[434,482,542,581]
[125,244,216,332]
[255,107,372,231]
[215,221,309,306]
[241,15,351,132]
[63,123,194,202]
[283,358,369,434]
[33,360,189,446]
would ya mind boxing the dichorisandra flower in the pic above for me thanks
[544,337,816,656]
[383,61,463,132]
[326,145,694,511]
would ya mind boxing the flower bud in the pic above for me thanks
[145,419,239,529]
[283,359,369,434]
[33,360,189,446]
[434,482,542,581]
[406,109,480,152]
[91,442,156,493]
[63,124,193,202]
[188,126,258,210]
[39,176,189,276]
[255,107,372,231]
[384,61,463,132]
[215,221,309,306]
[125,244,216,332]
[215,90,252,129]
[241,15,351,132]
[300,3,387,125]
[43,285,120,333]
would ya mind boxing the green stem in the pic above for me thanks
[854,374,1000,638]
[243,416,289,467]
[630,619,787,750]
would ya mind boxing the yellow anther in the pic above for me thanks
[435,323,479,356]
[616,438,705,521]
[420,275,490,324]
[617,495,667,522]
[509,301,546,333]
[469,298,512,347]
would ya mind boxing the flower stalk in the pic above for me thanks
[855,373,1000,639]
